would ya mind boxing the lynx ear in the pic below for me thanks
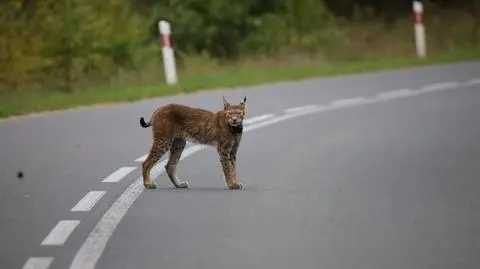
[240,95,247,111]
[223,96,231,109]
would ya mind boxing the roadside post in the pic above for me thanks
[413,1,427,58]
[158,20,178,85]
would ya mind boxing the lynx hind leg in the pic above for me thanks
[142,139,170,189]
[165,138,189,189]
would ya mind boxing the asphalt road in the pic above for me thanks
[1,61,480,269]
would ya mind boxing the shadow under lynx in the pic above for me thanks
[139,96,247,190]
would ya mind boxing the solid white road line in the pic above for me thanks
[376,88,415,100]
[284,105,319,114]
[135,145,203,163]
[330,97,370,107]
[102,167,137,183]
[71,191,106,212]
[69,78,472,269]
[420,81,459,93]
[243,114,275,125]
[463,78,480,87]
[41,220,80,246]
[134,154,148,162]
[23,257,54,269]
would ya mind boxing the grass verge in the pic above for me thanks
[1,48,479,119]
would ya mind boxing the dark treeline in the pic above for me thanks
[324,0,476,17]
[1,0,478,92]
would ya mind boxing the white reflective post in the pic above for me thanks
[413,1,426,58]
[158,20,178,85]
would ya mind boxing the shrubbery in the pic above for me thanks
[0,0,478,93]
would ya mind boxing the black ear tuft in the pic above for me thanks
[243,96,247,103]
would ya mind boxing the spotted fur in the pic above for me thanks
[139,96,247,190]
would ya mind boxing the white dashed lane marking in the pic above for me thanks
[23,257,54,269]
[71,191,106,212]
[41,220,80,246]
[102,167,137,183]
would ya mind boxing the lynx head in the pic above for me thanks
[223,96,247,127]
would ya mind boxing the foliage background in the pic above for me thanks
[0,0,479,95]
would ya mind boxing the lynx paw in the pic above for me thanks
[177,181,190,189]
[228,182,243,190]
[144,182,157,189]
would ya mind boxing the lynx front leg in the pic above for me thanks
[218,148,242,190]
[165,138,189,188]
[230,135,242,171]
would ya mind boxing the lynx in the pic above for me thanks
[139,96,247,190]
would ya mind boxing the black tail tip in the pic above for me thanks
[139,117,149,128]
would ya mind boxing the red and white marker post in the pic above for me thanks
[158,20,178,85]
[413,1,426,58]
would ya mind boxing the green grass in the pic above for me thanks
[1,48,479,119]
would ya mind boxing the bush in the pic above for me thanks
[0,0,478,94]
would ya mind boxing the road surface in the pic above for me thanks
[1,61,480,269]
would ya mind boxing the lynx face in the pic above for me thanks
[223,96,246,127]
